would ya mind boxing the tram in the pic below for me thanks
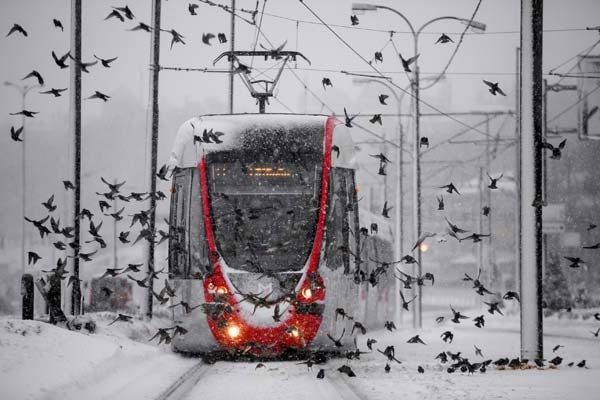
[166,113,394,357]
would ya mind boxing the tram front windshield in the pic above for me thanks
[207,150,322,273]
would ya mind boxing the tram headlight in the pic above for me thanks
[227,325,241,338]
[288,327,300,338]
[301,287,313,300]
[216,286,228,295]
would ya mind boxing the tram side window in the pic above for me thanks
[169,167,210,279]
[325,167,351,273]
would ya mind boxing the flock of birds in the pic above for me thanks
[5,0,599,385]
[5,4,230,117]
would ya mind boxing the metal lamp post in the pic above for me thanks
[4,81,41,276]
[351,3,486,328]
[353,77,408,325]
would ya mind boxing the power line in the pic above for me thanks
[297,0,492,138]
[547,39,600,76]
[547,83,600,123]
[260,9,589,36]
[420,0,483,90]
[250,0,268,67]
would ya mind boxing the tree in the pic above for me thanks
[543,252,572,312]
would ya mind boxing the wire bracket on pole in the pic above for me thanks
[213,50,310,113]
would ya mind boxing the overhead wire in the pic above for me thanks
[250,0,268,68]
[259,9,589,36]
[420,0,483,91]
[297,0,494,139]
[547,83,600,123]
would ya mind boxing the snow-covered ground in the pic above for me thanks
[0,313,196,400]
[1,310,598,400]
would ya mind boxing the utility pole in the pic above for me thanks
[4,82,40,278]
[113,179,118,270]
[412,66,422,329]
[144,0,161,320]
[228,0,236,113]
[519,0,544,360]
[69,0,82,316]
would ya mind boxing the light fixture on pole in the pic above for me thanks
[351,2,485,329]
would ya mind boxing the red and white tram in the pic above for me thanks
[167,113,394,357]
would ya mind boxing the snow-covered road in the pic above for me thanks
[1,312,599,400]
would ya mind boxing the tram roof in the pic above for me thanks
[169,113,357,169]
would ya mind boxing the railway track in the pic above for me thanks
[155,361,210,400]
[155,358,369,400]
[154,326,596,400]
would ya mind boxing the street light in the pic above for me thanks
[5,80,41,277]
[351,3,486,329]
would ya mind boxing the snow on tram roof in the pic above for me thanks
[168,113,356,169]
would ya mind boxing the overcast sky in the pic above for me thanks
[1,0,599,241]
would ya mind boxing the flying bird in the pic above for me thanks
[407,335,426,345]
[42,195,57,212]
[399,53,419,72]
[218,33,227,43]
[369,113,382,125]
[378,94,389,105]
[7,24,27,37]
[10,126,23,142]
[129,22,151,32]
[450,305,469,323]
[105,9,125,22]
[52,50,70,69]
[483,80,506,96]
[10,110,38,118]
[439,182,460,195]
[343,107,358,128]
[322,77,332,89]
[436,33,453,44]
[374,51,383,63]
[582,242,600,249]
[68,55,98,73]
[163,28,185,49]
[94,54,118,67]
[53,19,64,31]
[436,195,444,210]
[40,88,67,97]
[86,91,110,101]
[384,320,397,332]
[487,173,503,189]
[441,331,454,343]
[460,233,490,243]
[370,152,391,163]
[188,3,199,15]
[22,70,44,86]
[28,251,42,265]
[63,180,75,191]
[541,139,566,160]
[381,201,393,218]
[503,291,520,302]
[564,256,585,268]
[350,15,359,26]
[399,291,416,311]
[157,164,169,181]
[412,231,436,251]
[202,32,215,45]
[113,5,135,20]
